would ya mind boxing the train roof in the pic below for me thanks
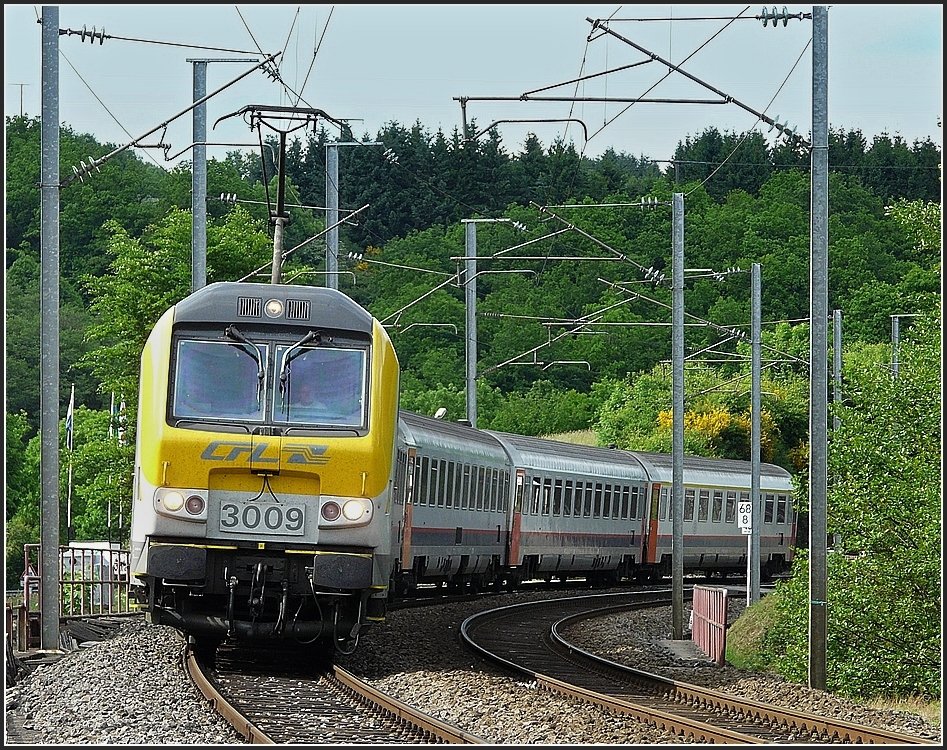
[629,450,794,492]
[398,413,795,492]
[399,411,510,464]
[173,282,375,333]
[485,429,650,482]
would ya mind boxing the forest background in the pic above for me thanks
[3,114,942,701]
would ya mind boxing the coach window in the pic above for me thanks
[563,480,573,516]
[489,468,497,511]
[417,456,429,506]
[776,494,787,523]
[712,490,723,522]
[428,459,440,507]
[472,467,482,511]
[444,461,455,508]
[659,488,669,520]
[553,479,563,515]
[542,478,552,516]
[725,491,737,523]
[620,486,629,519]
[684,488,695,522]
[461,465,472,510]
[697,489,710,522]
[601,484,611,518]
[531,478,541,515]
[592,483,603,518]
[630,486,640,519]
[765,493,775,523]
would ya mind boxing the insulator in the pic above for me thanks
[78,25,105,44]
[761,6,791,27]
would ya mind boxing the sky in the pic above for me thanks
[3,4,943,171]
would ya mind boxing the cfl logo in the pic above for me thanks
[201,441,329,465]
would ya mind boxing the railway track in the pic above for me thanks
[185,638,488,744]
[459,591,937,745]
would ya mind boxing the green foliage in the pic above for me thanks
[3,115,941,701]
[762,310,941,699]
[62,407,135,544]
[80,206,273,413]
[486,380,597,435]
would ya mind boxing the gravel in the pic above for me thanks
[5,590,941,745]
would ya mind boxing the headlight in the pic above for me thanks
[321,501,341,522]
[342,499,367,521]
[185,494,205,515]
[154,488,207,522]
[264,298,283,318]
[319,497,373,528]
[163,491,185,512]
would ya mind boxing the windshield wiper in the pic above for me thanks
[278,330,323,399]
[224,325,266,404]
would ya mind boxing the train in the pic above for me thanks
[129,281,796,655]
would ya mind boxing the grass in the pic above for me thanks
[726,595,941,727]
[725,590,780,671]
[543,429,600,446]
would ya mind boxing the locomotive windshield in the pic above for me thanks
[172,339,267,421]
[274,345,367,427]
[170,337,368,429]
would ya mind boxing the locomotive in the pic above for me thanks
[129,281,401,654]
[129,281,796,654]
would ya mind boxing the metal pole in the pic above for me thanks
[833,310,842,430]
[465,222,478,428]
[809,4,829,692]
[749,263,762,604]
[671,192,684,639]
[271,217,286,285]
[40,5,62,650]
[187,59,251,292]
[326,144,339,289]
[271,131,289,285]
[190,61,207,291]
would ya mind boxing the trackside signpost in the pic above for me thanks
[738,500,752,535]
[740,498,752,605]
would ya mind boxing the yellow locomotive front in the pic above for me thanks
[129,282,400,653]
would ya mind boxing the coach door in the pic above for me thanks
[506,469,526,566]
[400,449,416,564]
[642,483,661,564]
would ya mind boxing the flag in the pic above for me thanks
[65,383,75,452]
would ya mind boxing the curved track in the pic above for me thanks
[459,591,937,745]
[185,639,487,744]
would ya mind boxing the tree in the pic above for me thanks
[762,310,941,698]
